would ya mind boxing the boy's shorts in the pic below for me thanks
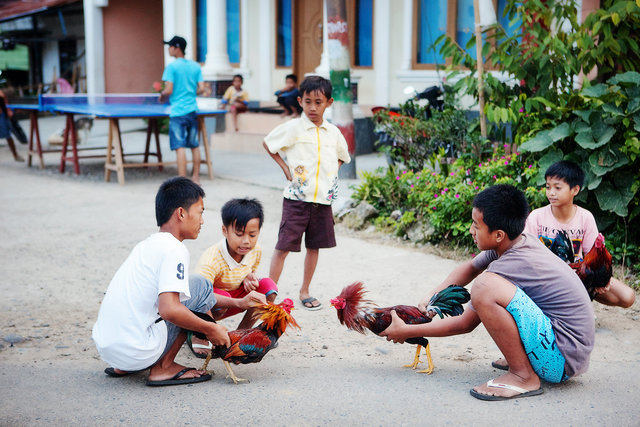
[213,277,278,319]
[506,287,570,383]
[168,111,199,150]
[275,198,336,252]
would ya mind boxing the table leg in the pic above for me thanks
[198,116,213,179]
[59,114,72,173]
[153,119,163,171]
[105,117,114,182]
[33,112,43,169]
[111,119,126,185]
[70,116,80,175]
[144,120,152,165]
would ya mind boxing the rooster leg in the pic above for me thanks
[403,345,423,369]
[199,351,214,374]
[416,343,434,374]
[223,361,248,384]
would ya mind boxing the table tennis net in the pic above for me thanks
[39,94,164,109]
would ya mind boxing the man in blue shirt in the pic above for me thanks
[160,36,210,184]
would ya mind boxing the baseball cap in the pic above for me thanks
[164,36,186,51]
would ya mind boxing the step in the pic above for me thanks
[210,130,266,153]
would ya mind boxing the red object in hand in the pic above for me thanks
[152,81,164,93]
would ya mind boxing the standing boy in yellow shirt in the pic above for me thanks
[263,76,351,310]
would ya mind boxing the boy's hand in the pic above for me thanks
[243,273,260,293]
[240,291,266,309]
[379,310,407,343]
[593,281,612,295]
[417,296,437,318]
[206,323,231,348]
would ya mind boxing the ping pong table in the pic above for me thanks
[11,94,225,184]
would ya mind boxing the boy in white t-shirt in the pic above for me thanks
[524,160,635,309]
[92,177,265,386]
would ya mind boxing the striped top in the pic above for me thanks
[195,239,261,292]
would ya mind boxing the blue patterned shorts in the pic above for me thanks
[506,287,570,383]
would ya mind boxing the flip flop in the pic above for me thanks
[186,331,211,359]
[146,368,212,387]
[469,379,544,401]
[491,360,509,371]
[104,367,146,377]
[301,297,322,311]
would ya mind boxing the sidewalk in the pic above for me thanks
[17,114,388,199]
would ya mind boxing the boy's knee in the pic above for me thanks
[471,272,516,308]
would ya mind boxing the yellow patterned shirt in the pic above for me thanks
[264,113,351,205]
[195,239,261,292]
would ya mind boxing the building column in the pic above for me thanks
[400,0,413,71]
[83,0,106,94]
[256,0,273,101]
[201,0,233,79]
[239,0,250,71]
[314,0,330,77]
[374,0,390,106]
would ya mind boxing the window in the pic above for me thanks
[196,0,207,63]
[415,0,449,66]
[415,0,499,68]
[276,0,293,67]
[227,0,240,64]
[352,0,373,67]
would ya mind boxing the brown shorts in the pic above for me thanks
[275,198,336,252]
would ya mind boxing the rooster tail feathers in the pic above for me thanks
[550,230,575,263]
[426,285,470,318]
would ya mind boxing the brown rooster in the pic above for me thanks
[569,233,613,300]
[192,298,299,384]
[330,283,470,374]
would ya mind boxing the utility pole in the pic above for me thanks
[326,0,356,179]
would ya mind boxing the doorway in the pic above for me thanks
[293,0,323,78]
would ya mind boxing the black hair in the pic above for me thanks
[285,74,298,83]
[155,177,205,227]
[299,75,332,99]
[232,74,243,83]
[545,160,585,189]
[472,184,529,240]
[221,198,264,232]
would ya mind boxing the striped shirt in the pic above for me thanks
[195,239,261,292]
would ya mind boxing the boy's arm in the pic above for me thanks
[417,259,482,313]
[158,292,230,347]
[263,141,292,181]
[380,308,480,343]
[214,291,266,310]
[196,81,211,96]
[159,81,173,102]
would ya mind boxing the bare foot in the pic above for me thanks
[492,358,509,370]
[190,336,211,357]
[147,362,207,382]
[471,372,541,400]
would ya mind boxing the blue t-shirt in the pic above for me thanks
[161,58,203,117]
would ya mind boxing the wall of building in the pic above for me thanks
[103,0,164,93]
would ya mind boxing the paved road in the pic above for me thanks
[1,117,639,426]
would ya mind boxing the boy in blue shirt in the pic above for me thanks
[160,36,210,183]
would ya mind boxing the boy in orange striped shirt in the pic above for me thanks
[191,198,277,357]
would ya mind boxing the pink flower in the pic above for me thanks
[434,194,439,198]
[504,144,509,148]
[493,175,497,179]
[410,184,414,188]
[432,206,437,210]
[474,186,479,190]
[432,172,437,176]
[471,252,476,257]
[402,170,407,175]
[479,163,482,167]
[450,172,455,176]
[466,169,471,175]
[505,160,509,165]
[528,164,533,168]
[501,156,505,159]
[519,108,524,113]
[396,176,400,180]
[455,194,460,198]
